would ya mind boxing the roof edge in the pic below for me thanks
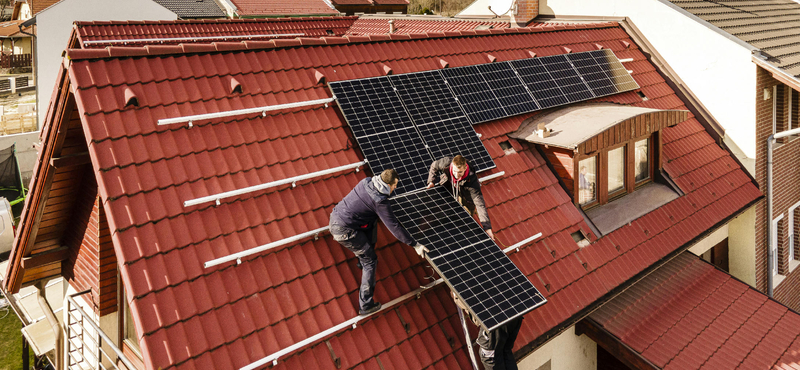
[516,193,763,359]
[753,55,800,93]
[73,15,358,27]
[651,0,757,52]
[64,21,618,61]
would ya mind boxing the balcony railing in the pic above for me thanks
[0,54,31,68]
[65,291,135,370]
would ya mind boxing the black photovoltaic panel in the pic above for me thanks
[441,65,507,124]
[329,77,432,195]
[392,187,546,332]
[511,55,590,108]
[389,71,465,126]
[329,76,414,137]
[475,62,540,116]
[566,51,618,97]
[416,117,495,171]
[581,49,639,94]
[389,71,496,172]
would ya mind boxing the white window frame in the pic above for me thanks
[772,214,783,277]
[789,88,793,130]
[773,85,778,135]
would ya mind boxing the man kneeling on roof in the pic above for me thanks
[426,155,494,240]
[329,169,428,316]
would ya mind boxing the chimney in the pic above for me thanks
[511,0,539,28]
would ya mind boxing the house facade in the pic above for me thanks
[539,0,800,311]
[4,9,800,370]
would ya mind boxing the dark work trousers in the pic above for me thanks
[476,317,523,370]
[329,222,378,311]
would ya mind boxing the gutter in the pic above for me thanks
[752,54,800,94]
[651,0,757,52]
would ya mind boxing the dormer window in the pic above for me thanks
[512,103,690,234]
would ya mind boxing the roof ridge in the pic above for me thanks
[65,22,619,61]
[74,16,359,27]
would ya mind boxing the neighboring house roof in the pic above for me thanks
[29,0,60,15]
[231,0,339,16]
[590,252,800,369]
[347,16,509,35]
[0,20,29,38]
[667,0,800,77]
[332,0,409,4]
[6,20,762,370]
[73,17,358,47]
[151,0,225,18]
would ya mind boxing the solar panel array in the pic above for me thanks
[392,186,547,331]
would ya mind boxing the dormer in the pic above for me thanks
[512,103,690,234]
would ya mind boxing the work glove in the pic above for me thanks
[413,243,429,258]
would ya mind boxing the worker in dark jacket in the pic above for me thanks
[329,169,428,315]
[426,155,494,240]
[453,292,523,370]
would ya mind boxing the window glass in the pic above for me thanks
[124,293,140,353]
[635,138,649,182]
[578,157,596,205]
[608,146,625,193]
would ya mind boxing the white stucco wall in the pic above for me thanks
[35,0,177,127]
[518,326,597,370]
[539,0,758,160]
[728,206,756,286]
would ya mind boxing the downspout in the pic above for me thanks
[18,16,36,127]
[34,280,62,370]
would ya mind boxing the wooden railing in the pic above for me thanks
[0,54,31,68]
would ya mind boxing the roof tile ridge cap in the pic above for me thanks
[66,48,111,60]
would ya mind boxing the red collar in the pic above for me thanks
[450,163,470,183]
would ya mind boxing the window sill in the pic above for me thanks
[774,273,787,287]
[790,259,800,273]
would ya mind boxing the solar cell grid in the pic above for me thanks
[475,62,540,116]
[392,187,547,331]
[416,117,495,171]
[357,128,432,194]
[329,77,413,137]
[440,65,507,124]
[389,71,465,125]
[510,57,569,109]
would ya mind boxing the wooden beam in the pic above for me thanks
[21,246,68,269]
[575,319,660,370]
[50,152,90,169]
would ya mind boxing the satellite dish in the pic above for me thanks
[488,0,514,16]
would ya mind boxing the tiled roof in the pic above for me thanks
[151,0,225,19]
[74,17,358,47]
[347,17,509,35]
[30,22,759,370]
[0,20,27,37]
[231,0,339,16]
[590,252,800,370]
[667,0,800,77]
[29,0,60,15]
[330,0,409,5]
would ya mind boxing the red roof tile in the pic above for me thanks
[231,0,339,16]
[347,17,510,35]
[15,20,760,370]
[590,253,800,370]
[75,17,358,47]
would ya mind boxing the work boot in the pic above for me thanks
[359,301,381,316]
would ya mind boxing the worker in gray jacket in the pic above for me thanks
[426,155,494,240]
[329,169,428,315]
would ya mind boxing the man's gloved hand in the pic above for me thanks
[413,243,429,258]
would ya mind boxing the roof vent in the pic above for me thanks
[621,40,631,49]
[475,24,494,30]
[534,122,551,138]
[487,54,497,63]
[388,19,396,34]
[594,43,604,50]
[571,231,590,248]
[382,64,393,76]
[314,70,326,85]
[124,87,138,108]
[562,46,572,53]
[527,50,537,58]
[439,58,449,69]
[230,77,242,94]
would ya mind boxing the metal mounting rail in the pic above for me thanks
[204,226,329,268]
[241,232,542,369]
[184,161,366,207]
[478,171,505,183]
[157,97,335,126]
[82,33,305,46]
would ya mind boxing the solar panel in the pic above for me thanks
[391,186,546,332]
[440,65,508,124]
[416,117,495,172]
[330,77,432,194]
[389,71,465,126]
[582,49,639,94]
[475,62,540,116]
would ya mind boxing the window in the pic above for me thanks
[772,215,783,277]
[789,202,800,267]
[634,138,649,182]
[573,135,655,208]
[578,157,596,205]
[608,146,625,194]
[119,283,142,360]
